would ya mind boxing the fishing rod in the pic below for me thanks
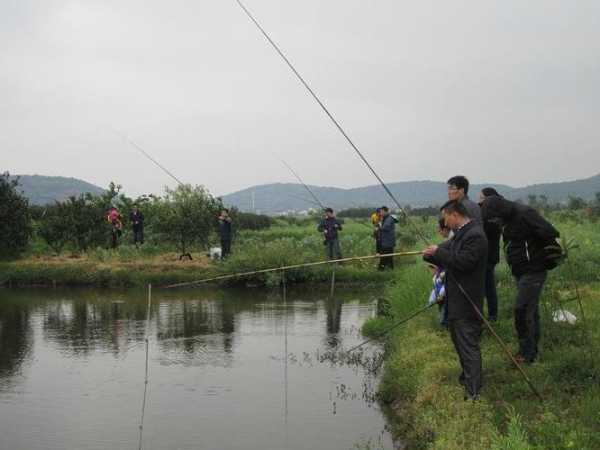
[287,193,322,209]
[234,0,427,244]
[346,300,440,354]
[235,0,543,401]
[283,160,374,235]
[113,130,185,186]
[281,160,326,210]
[164,250,423,288]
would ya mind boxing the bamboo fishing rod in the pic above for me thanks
[164,250,423,288]
[234,0,543,401]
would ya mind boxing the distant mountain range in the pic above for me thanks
[10,175,104,205]
[9,173,600,213]
[221,174,600,215]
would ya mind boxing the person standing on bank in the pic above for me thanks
[218,209,233,258]
[130,205,144,246]
[371,208,382,254]
[423,200,488,400]
[318,208,342,260]
[447,175,482,224]
[482,195,560,363]
[378,206,397,270]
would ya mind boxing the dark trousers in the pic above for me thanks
[484,263,498,320]
[378,246,394,270]
[325,238,342,260]
[449,319,482,397]
[221,239,231,258]
[439,301,449,327]
[133,228,144,245]
[111,229,121,249]
[514,271,547,361]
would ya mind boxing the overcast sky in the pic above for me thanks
[2,0,599,197]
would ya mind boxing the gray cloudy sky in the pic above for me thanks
[2,0,599,197]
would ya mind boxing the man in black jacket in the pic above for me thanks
[218,209,233,258]
[318,208,343,260]
[378,206,397,270]
[130,205,144,246]
[424,200,488,400]
[482,196,560,363]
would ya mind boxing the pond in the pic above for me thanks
[0,285,395,450]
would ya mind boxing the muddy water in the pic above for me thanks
[0,286,395,450]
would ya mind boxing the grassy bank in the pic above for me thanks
[363,220,600,449]
[1,219,413,287]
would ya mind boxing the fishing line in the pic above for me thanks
[235,0,542,401]
[280,267,289,432]
[138,284,152,450]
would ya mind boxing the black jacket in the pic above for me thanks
[379,214,397,248]
[483,218,501,265]
[317,217,342,241]
[130,211,144,230]
[219,218,232,241]
[482,196,559,277]
[424,221,488,322]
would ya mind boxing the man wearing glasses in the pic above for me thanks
[447,175,482,225]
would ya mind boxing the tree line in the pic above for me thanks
[1,172,273,258]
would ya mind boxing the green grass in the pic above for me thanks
[362,218,600,450]
[1,218,415,287]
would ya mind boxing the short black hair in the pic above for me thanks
[381,206,389,212]
[438,217,448,230]
[440,199,470,217]
[447,175,470,194]
[481,187,500,197]
[325,207,334,213]
[375,207,381,212]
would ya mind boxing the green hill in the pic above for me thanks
[222,174,600,214]
[10,175,105,205]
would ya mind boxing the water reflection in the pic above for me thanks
[0,286,394,450]
[0,297,32,383]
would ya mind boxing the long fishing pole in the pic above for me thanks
[114,130,185,186]
[235,0,543,401]
[164,250,423,288]
[281,160,326,210]
[234,0,427,244]
[287,193,322,209]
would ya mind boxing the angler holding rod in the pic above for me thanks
[234,0,542,401]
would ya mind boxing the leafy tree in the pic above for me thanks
[567,196,587,211]
[152,184,222,258]
[229,209,273,231]
[38,182,127,252]
[0,172,32,257]
[527,194,539,209]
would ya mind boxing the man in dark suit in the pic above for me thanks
[423,200,488,400]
